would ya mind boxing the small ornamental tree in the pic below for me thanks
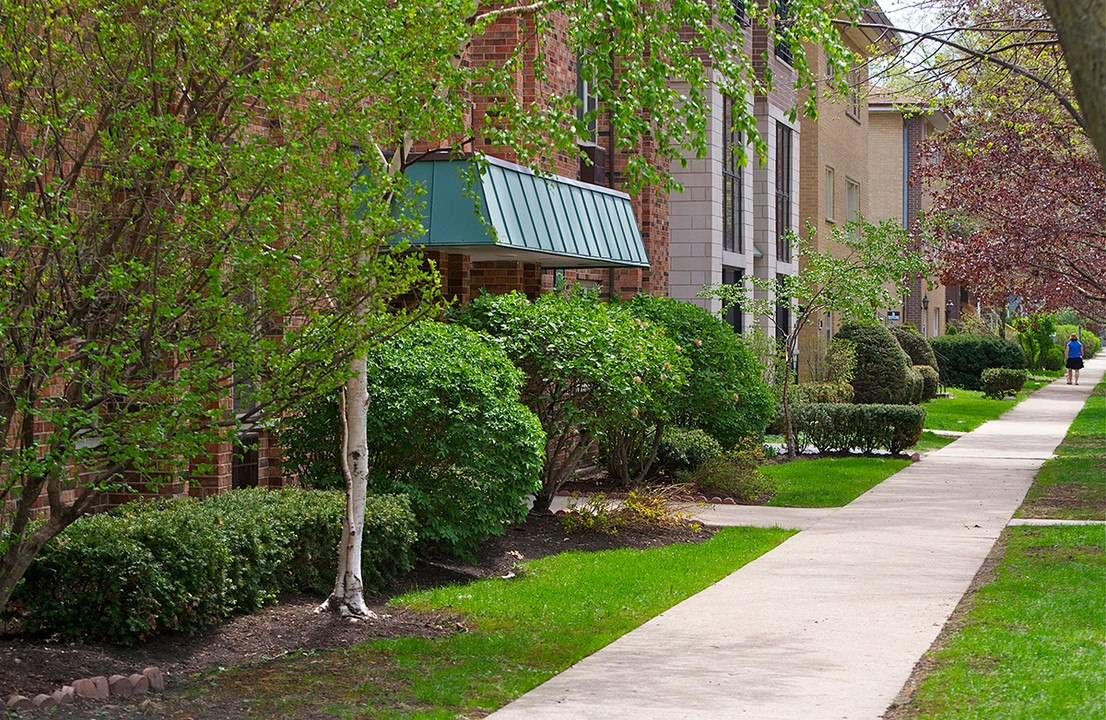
[451,291,686,509]
[702,221,930,458]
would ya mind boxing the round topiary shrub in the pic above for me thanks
[1040,345,1065,372]
[834,322,913,404]
[980,367,1028,399]
[904,365,924,405]
[889,324,938,368]
[917,364,940,401]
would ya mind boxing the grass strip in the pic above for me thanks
[762,456,910,507]
[182,526,794,719]
[1018,381,1105,521]
[924,373,1060,432]
[910,430,959,452]
[904,524,1106,720]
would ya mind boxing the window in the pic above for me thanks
[577,60,598,142]
[723,268,744,333]
[825,166,835,221]
[722,93,743,254]
[776,123,793,262]
[846,66,861,120]
[846,178,860,237]
[775,273,790,342]
[774,0,793,64]
[732,0,746,25]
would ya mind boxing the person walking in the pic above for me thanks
[1065,333,1084,385]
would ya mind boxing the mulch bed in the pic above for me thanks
[0,510,710,714]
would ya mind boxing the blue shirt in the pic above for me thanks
[1067,340,1083,358]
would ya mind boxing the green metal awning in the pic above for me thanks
[402,157,650,269]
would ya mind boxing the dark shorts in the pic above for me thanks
[1066,357,1084,370]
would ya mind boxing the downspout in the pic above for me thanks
[607,73,616,300]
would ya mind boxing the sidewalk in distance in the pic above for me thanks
[490,356,1105,720]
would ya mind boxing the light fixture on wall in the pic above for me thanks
[922,295,930,312]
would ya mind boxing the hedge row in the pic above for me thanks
[10,489,417,643]
[789,403,926,454]
[929,334,1027,390]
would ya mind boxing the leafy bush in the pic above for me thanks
[283,321,545,556]
[677,438,776,503]
[1013,313,1055,368]
[621,294,775,448]
[559,489,699,535]
[889,324,938,368]
[655,426,723,474]
[451,291,686,505]
[1040,346,1065,372]
[917,364,940,401]
[791,381,854,405]
[789,403,926,454]
[980,367,1029,399]
[799,334,857,386]
[929,334,1028,390]
[834,322,913,404]
[10,489,416,643]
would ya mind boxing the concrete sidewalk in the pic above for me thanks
[489,357,1104,720]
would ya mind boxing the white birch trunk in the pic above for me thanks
[316,359,375,618]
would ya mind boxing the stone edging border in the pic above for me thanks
[4,666,163,712]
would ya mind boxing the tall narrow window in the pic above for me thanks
[846,178,861,238]
[846,66,861,119]
[825,166,835,221]
[776,123,793,262]
[732,0,746,24]
[722,93,743,254]
[577,60,598,142]
[723,267,744,333]
[775,273,790,342]
[774,0,793,64]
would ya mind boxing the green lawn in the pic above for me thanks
[170,527,794,719]
[902,525,1105,720]
[923,373,1061,432]
[762,456,910,507]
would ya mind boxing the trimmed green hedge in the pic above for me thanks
[917,364,940,401]
[890,324,938,368]
[10,489,417,644]
[789,403,926,454]
[930,334,1028,390]
[981,367,1028,399]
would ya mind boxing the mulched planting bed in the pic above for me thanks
[0,510,710,716]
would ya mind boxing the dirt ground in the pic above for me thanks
[0,510,709,715]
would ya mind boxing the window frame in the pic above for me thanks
[775,122,793,263]
[722,93,744,254]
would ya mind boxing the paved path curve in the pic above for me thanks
[489,356,1104,720]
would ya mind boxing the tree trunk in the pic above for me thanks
[316,367,375,619]
[1042,0,1105,167]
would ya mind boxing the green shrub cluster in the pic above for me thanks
[10,489,416,643]
[789,403,926,454]
[559,489,699,535]
[790,381,854,404]
[677,439,776,503]
[619,295,775,449]
[655,426,723,474]
[282,321,544,557]
[980,368,1029,399]
[929,334,1028,390]
[1040,345,1065,371]
[835,323,914,404]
